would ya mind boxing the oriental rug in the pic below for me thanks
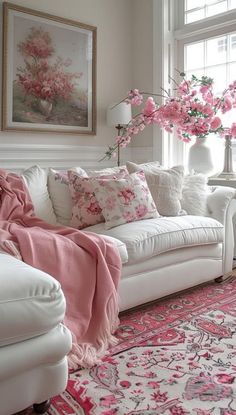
[20,276,236,415]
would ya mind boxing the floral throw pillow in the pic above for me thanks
[91,171,160,229]
[68,170,127,229]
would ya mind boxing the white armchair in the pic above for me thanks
[0,252,72,415]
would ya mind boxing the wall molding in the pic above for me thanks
[0,144,153,170]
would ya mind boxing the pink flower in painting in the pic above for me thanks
[18,27,54,59]
[135,204,148,218]
[118,188,135,204]
[16,28,82,103]
[100,395,118,408]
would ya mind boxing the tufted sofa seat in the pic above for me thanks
[86,215,224,265]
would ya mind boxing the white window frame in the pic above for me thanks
[172,0,236,166]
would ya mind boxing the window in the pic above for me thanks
[173,0,236,167]
[185,0,236,24]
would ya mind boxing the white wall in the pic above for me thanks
[131,0,154,149]
[0,0,139,169]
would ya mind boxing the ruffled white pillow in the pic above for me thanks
[181,174,210,216]
[126,162,184,216]
[48,167,88,226]
[22,165,57,225]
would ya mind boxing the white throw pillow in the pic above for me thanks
[86,165,128,176]
[48,167,88,226]
[181,174,210,216]
[127,161,184,216]
[22,165,57,225]
[126,160,161,174]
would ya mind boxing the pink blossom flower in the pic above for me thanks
[143,97,157,117]
[230,122,236,136]
[210,116,222,130]
[103,73,236,161]
[126,89,143,106]
[221,95,233,113]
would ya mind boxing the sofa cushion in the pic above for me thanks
[22,165,57,225]
[0,253,66,347]
[85,215,224,264]
[100,235,128,264]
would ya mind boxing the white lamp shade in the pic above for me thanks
[107,102,132,127]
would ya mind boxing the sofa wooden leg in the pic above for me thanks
[33,400,50,414]
[215,276,224,283]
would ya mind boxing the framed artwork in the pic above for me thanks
[2,2,97,134]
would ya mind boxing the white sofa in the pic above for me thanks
[1,165,236,415]
[85,186,236,311]
[22,164,236,311]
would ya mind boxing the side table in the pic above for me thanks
[208,177,236,266]
[208,177,236,188]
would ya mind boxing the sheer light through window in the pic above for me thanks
[185,0,236,24]
[185,33,236,127]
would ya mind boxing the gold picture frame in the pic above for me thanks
[2,2,97,134]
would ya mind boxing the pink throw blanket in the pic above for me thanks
[0,169,121,368]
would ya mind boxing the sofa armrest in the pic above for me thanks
[207,186,236,275]
[207,186,236,225]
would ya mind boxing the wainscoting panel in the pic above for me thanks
[0,144,153,171]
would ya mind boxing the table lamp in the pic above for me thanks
[107,102,131,166]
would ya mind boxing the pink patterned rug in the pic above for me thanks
[20,277,236,415]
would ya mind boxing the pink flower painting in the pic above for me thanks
[14,27,85,126]
[3,4,96,133]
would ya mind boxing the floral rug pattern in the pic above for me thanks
[19,277,236,415]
